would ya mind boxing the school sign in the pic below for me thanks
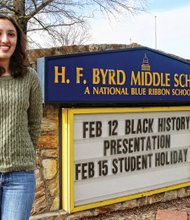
[37,47,190,213]
[37,47,190,105]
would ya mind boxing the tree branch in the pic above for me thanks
[25,0,54,21]
[28,20,83,32]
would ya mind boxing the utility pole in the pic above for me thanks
[155,16,157,49]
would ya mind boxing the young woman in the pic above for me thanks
[0,15,42,220]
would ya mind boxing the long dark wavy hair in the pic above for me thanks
[0,15,29,77]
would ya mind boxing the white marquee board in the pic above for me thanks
[62,107,190,212]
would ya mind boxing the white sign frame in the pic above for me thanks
[62,106,190,213]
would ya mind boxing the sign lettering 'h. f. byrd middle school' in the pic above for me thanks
[37,47,190,105]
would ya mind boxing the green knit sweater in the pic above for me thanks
[0,68,42,172]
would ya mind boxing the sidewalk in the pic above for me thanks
[156,210,187,220]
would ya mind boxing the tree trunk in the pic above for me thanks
[13,0,27,34]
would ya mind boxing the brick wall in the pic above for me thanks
[31,105,59,214]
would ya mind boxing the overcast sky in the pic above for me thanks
[89,0,190,59]
[31,0,190,59]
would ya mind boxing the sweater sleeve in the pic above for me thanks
[28,69,43,148]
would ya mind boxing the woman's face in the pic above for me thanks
[0,19,17,62]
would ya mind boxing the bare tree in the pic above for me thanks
[0,0,147,47]
[49,23,91,47]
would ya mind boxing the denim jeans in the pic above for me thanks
[0,171,36,220]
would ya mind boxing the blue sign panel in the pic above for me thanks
[37,47,190,105]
